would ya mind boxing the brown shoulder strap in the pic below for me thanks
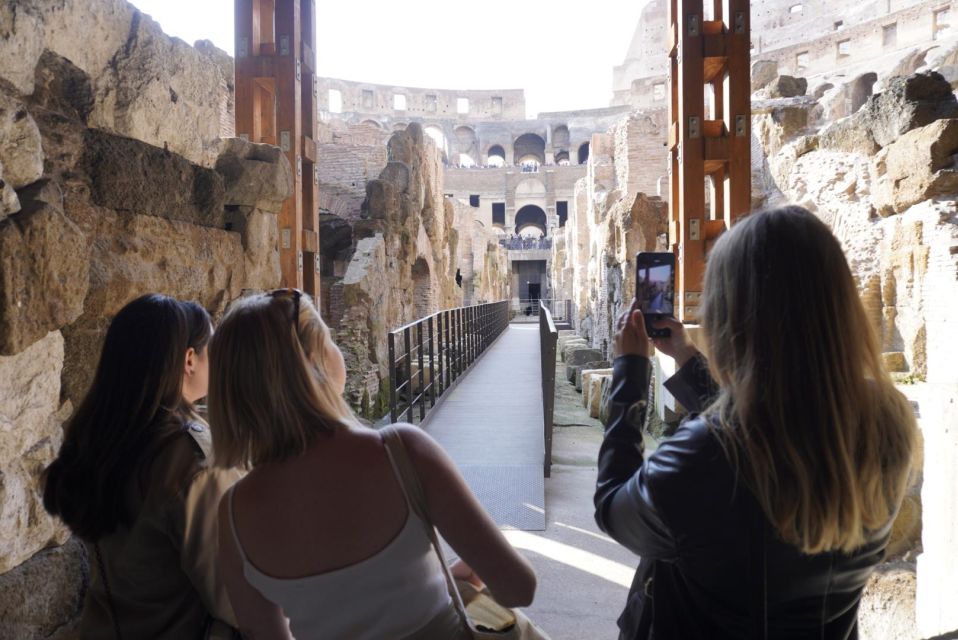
[380,426,471,626]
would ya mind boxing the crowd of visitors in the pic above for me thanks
[499,234,552,251]
[41,205,916,639]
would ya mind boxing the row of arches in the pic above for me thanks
[357,120,591,167]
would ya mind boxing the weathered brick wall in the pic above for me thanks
[317,123,389,220]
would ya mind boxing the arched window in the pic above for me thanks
[578,142,590,164]
[424,125,449,163]
[454,126,478,166]
[513,133,546,166]
[487,144,506,167]
[515,205,548,238]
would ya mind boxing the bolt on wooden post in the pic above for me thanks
[235,0,321,299]
[668,0,751,322]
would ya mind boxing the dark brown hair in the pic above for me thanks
[43,294,211,541]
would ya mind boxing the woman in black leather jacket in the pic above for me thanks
[595,206,917,639]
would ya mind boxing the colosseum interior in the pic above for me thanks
[0,0,956,638]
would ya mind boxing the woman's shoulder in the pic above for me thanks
[644,417,736,497]
[652,415,727,466]
[147,425,212,499]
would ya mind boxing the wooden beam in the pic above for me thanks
[236,0,320,298]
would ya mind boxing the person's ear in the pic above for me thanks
[184,347,196,377]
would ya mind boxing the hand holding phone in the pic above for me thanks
[635,252,676,338]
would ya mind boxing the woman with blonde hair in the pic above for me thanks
[595,206,917,639]
[208,289,536,639]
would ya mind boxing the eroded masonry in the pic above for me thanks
[0,0,957,637]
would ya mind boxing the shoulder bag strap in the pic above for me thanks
[380,426,472,626]
[94,542,124,640]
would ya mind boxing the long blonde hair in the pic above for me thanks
[702,206,916,554]
[208,292,359,469]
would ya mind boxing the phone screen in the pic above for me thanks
[636,259,675,317]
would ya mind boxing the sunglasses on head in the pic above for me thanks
[266,288,303,328]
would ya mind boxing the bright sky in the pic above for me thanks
[129,0,648,117]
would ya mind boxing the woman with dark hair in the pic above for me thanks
[596,206,917,639]
[43,294,240,639]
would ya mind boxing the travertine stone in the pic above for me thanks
[60,210,245,405]
[0,161,19,219]
[871,119,958,217]
[565,349,604,382]
[0,92,44,190]
[88,11,225,166]
[0,331,71,573]
[216,137,292,214]
[753,102,813,158]
[0,2,44,95]
[29,51,95,125]
[865,72,958,149]
[859,566,919,640]
[764,75,808,98]
[883,352,908,373]
[37,0,135,87]
[0,182,88,355]
[0,537,88,640]
[588,374,610,419]
[82,129,226,229]
[751,60,779,92]
[238,209,281,292]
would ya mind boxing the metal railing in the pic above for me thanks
[511,299,572,325]
[539,301,559,477]
[388,301,510,425]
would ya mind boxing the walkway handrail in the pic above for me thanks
[388,301,510,425]
[539,301,559,477]
[512,299,572,326]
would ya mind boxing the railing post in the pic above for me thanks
[428,315,436,408]
[403,328,413,424]
[444,310,452,389]
[417,321,426,422]
[388,332,398,423]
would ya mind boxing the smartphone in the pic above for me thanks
[635,252,676,338]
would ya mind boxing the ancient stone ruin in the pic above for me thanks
[1,0,957,637]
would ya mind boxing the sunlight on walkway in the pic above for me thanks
[503,530,634,588]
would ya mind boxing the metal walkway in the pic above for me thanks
[421,324,546,531]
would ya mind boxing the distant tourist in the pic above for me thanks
[597,206,917,639]
[208,289,536,639]
[43,294,240,639]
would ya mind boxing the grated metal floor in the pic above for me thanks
[422,324,546,531]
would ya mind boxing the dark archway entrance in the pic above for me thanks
[514,133,546,165]
[487,144,506,167]
[515,205,547,237]
[578,142,590,164]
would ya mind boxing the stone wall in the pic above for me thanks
[612,0,958,111]
[551,122,669,356]
[0,1,290,635]
[750,69,958,637]
[320,124,511,419]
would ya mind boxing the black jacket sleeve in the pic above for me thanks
[594,355,677,559]
[594,352,722,560]
[663,352,719,414]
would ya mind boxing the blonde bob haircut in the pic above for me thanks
[208,291,358,469]
[702,206,916,555]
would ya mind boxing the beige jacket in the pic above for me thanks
[80,423,241,640]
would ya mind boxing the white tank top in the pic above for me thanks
[226,484,452,639]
